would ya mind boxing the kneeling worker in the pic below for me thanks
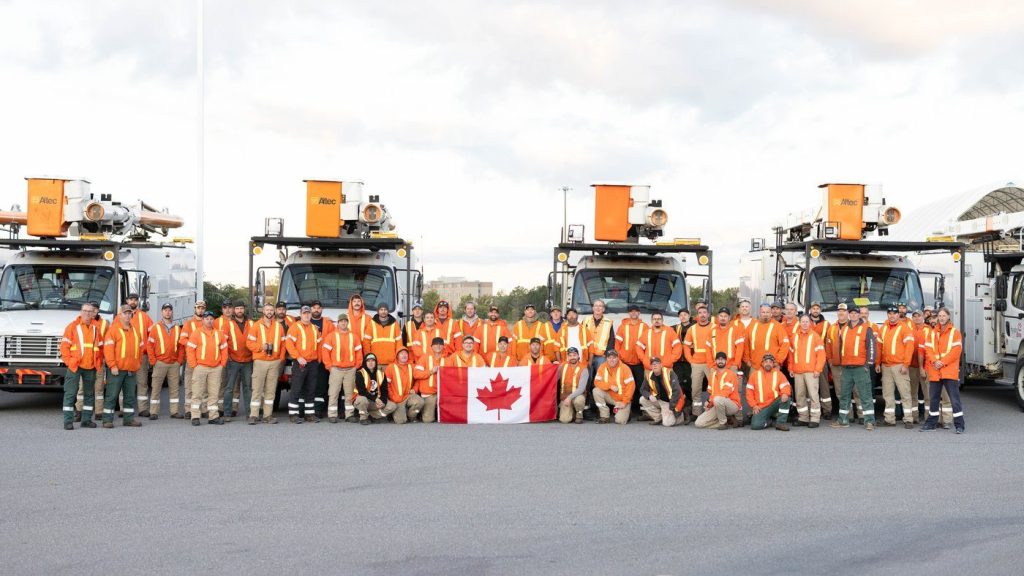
[384,347,424,424]
[695,352,740,429]
[746,353,792,431]
[639,357,683,427]
[557,347,589,423]
[353,353,390,425]
[592,350,634,424]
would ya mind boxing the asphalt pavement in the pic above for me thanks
[1,383,1023,576]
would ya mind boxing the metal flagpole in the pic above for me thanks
[196,0,205,300]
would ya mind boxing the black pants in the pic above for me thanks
[289,360,319,416]
[925,378,964,429]
[627,363,645,415]
[673,361,691,412]
[313,363,330,415]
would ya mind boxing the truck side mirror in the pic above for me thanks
[996,274,1008,299]
[995,298,1007,312]
[140,275,151,311]
[933,276,945,302]
[544,298,553,310]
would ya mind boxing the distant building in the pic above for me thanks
[426,276,493,304]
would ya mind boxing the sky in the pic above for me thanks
[1,0,1022,292]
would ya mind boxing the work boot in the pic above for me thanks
[857,417,864,425]
[831,419,849,428]
[328,416,338,424]
[64,422,74,430]
[864,422,874,431]
[360,417,370,425]
[648,420,661,426]
[775,423,790,431]
[149,413,159,421]
[920,424,936,432]
[955,426,965,434]
[94,413,102,421]
[882,420,895,427]
[304,415,319,423]
[289,415,300,424]
[171,413,184,419]
[231,410,238,417]
[191,418,200,426]
[637,412,652,422]
[102,422,114,429]
[124,420,142,428]
[940,422,951,429]
[263,416,278,424]
[808,422,820,429]
[574,412,583,424]
[794,420,808,427]
[822,411,833,420]
[139,410,150,417]
[904,422,914,429]
[81,420,97,429]
[209,417,224,425]
[597,417,609,424]
[248,417,258,425]
[73,411,82,423]
[345,415,359,423]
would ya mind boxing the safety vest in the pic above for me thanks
[151,322,182,363]
[417,353,443,395]
[288,322,321,361]
[684,322,712,363]
[839,323,868,366]
[615,319,647,364]
[709,324,741,362]
[748,369,787,408]
[520,354,550,366]
[131,310,153,353]
[879,322,912,365]
[748,321,777,356]
[449,352,485,368]
[253,320,284,358]
[328,331,359,367]
[597,363,632,400]
[357,367,385,400]
[789,330,824,373]
[225,319,253,353]
[487,351,516,368]
[647,368,673,400]
[640,326,674,363]
[584,315,614,356]
[475,321,508,355]
[387,363,414,402]
[708,368,739,405]
[559,362,584,400]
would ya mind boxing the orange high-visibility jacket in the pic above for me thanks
[824,321,847,365]
[179,316,204,348]
[446,350,487,368]
[246,319,287,362]
[286,322,321,363]
[706,324,745,370]
[582,315,615,358]
[130,310,154,358]
[594,362,635,404]
[558,323,593,365]
[321,329,363,370]
[186,325,229,369]
[839,322,875,367]
[459,318,483,348]
[363,318,401,365]
[637,325,682,370]
[313,316,336,347]
[683,321,713,365]
[745,368,791,410]
[519,353,552,367]
[224,318,255,363]
[879,322,916,367]
[925,323,962,381]
[60,318,102,372]
[511,319,554,361]
[744,320,790,367]
[410,324,445,361]
[435,316,462,354]
[614,319,649,365]
[788,329,826,374]
[147,322,185,365]
[487,351,517,368]
[385,360,415,403]
[558,362,586,402]
[472,320,512,357]
[707,368,740,408]
[912,325,932,368]
[104,323,143,372]
[413,352,445,396]
[347,304,372,343]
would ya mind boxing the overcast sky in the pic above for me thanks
[2,0,1022,292]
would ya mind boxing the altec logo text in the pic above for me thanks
[833,198,859,207]
[36,197,58,205]
[311,197,337,205]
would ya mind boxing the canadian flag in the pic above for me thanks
[438,365,557,424]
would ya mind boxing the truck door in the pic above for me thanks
[918,271,945,308]
[121,269,150,310]
[1007,271,1024,356]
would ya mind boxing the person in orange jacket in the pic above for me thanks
[921,307,965,433]
[410,311,444,361]
[637,311,682,373]
[458,302,484,351]
[744,304,790,370]
[246,303,287,424]
[683,305,714,418]
[447,335,487,367]
[401,303,425,348]
[126,292,156,417]
[473,306,512,357]
[558,308,592,365]
[101,305,145,428]
[615,304,649,388]
[61,302,103,430]
[789,314,826,427]
[434,300,462,354]
[345,294,371,342]
[706,307,746,373]
[275,301,296,328]
[322,313,363,423]
[186,310,229,425]
[746,354,792,431]
[592,350,634,425]
[518,337,552,366]
[221,301,255,421]
[146,303,185,420]
[73,302,109,422]
[413,337,447,422]
[694,352,741,429]
[486,336,517,368]
[511,304,554,361]
[384,347,424,424]
[878,305,917,428]
[285,305,322,423]
[180,300,209,417]
[910,310,949,425]
[363,304,402,369]
[309,300,336,418]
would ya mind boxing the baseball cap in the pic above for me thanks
[523,303,536,311]
[715,351,727,360]
[887,305,899,313]
[565,307,578,315]
[566,347,579,355]
[737,297,751,305]
[275,301,286,308]
[438,300,450,308]
[605,350,619,358]
[161,303,173,310]
[489,305,500,312]
[549,305,561,313]
[498,335,509,343]
[127,292,139,299]
[529,337,542,345]
[337,313,348,321]
[118,304,132,314]
[718,307,731,316]
[810,301,821,308]
[650,356,662,365]
[627,304,640,312]
[431,337,445,346]
[202,311,215,318]
[836,303,848,311]
[762,353,776,363]
[311,300,322,307]
[412,303,423,311]
[771,301,783,308]
[195,300,207,307]
[300,305,312,313]
[234,300,246,308]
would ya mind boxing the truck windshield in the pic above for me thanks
[279,264,396,311]
[572,269,688,315]
[0,265,117,313]
[808,267,924,312]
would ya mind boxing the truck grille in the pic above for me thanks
[3,336,62,360]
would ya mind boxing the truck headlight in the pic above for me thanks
[646,207,668,228]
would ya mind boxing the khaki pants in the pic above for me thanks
[639,396,676,427]
[326,367,357,418]
[820,367,835,410]
[183,363,208,415]
[593,388,630,424]
[353,396,391,419]
[792,372,822,423]
[135,355,152,412]
[558,395,586,423]
[420,394,438,423]
[391,394,425,424]
[690,363,710,416]
[695,397,738,428]
[149,360,181,416]
[250,359,281,419]
[190,365,222,420]
[75,366,106,415]
[881,364,913,424]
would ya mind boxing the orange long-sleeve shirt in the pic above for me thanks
[614,318,649,365]
[147,322,185,364]
[321,329,363,370]
[788,330,826,374]
[186,325,229,368]
[472,320,512,357]
[286,322,321,362]
[104,323,143,372]
[60,318,102,372]
[594,362,635,404]
[878,322,916,367]
[637,325,681,370]
[683,321,713,365]
[925,323,962,381]
[413,352,445,396]
[246,319,287,361]
[744,320,790,367]
[706,323,745,370]
[707,367,740,408]
[511,319,554,361]
[745,368,791,410]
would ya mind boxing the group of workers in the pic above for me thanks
[58,294,965,434]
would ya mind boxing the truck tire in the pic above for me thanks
[1015,357,1024,412]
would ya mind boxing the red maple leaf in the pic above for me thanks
[476,372,522,420]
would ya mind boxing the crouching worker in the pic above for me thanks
[592,350,635,424]
[695,352,740,429]
[557,347,589,423]
[639,357,683,427]
[353,354,390,425]
[384,347,424,424]
[747,353,792,431]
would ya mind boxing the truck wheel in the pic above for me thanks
[1016,357,1024,412]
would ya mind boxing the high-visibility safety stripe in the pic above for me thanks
[750,321,775,354]
[560,363,582,396]
[258,321,282,355]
